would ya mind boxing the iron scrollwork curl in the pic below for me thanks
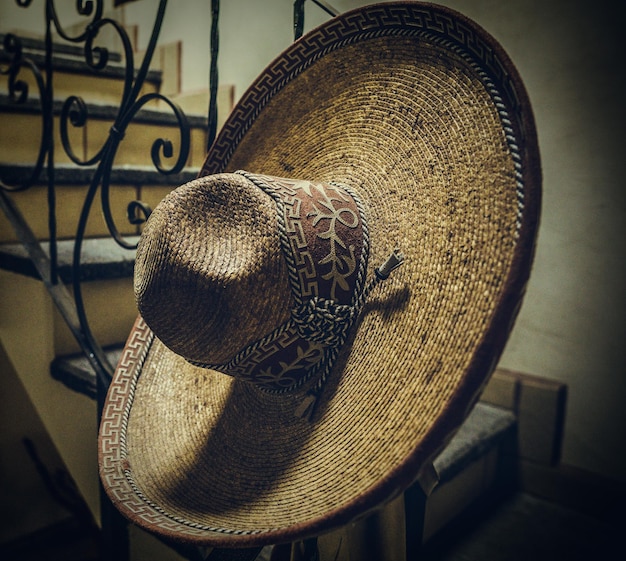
[1,0,190,388]
[48,0,104,44]
[64,0,190,388]
[0,33,48,192]
[95,90,190,251]
[127,200,152,226]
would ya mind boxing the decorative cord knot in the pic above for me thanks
[375,249,405,280]
[292,297,357,347]
[291,250,405,421]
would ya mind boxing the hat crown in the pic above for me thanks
[135,173,293,366]
[135,172,371,393]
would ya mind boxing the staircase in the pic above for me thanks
[0,11,567,561]
[0,20,223,560]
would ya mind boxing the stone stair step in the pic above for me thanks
[0,93,209,128]
[1,32,233,123]
[0,32,162,105]
[422,402,517,541]
[0,164,200,242]
[0,94,210,170]
[0,32,123,64]
[0,235,138,283]
[0,47,160,85]
[0,162,200,187]
[50,345,123,400]
[434,401,516,484]
[0,233,140,355]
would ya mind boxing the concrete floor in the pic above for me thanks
[2,492,620,560]
[419,492,620,561]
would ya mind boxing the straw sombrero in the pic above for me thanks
[98,1,540,548]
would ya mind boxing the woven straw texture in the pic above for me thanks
[134,173,293,365]
[99,2,540,547]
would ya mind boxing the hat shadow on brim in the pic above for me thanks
[159,285,411,517]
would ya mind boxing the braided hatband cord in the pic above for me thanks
[239,173,404,411]
[187,171,404,416]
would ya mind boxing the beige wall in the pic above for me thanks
[2,0,624,484]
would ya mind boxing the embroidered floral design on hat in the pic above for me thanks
[189,173,371,394]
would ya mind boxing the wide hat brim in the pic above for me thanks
[98,1,541,548]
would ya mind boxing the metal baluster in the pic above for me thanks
[207,0,220,150]
[294,0,339,40]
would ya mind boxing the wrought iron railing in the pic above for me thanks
[1,0,191,399]
[0,0,336,559]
